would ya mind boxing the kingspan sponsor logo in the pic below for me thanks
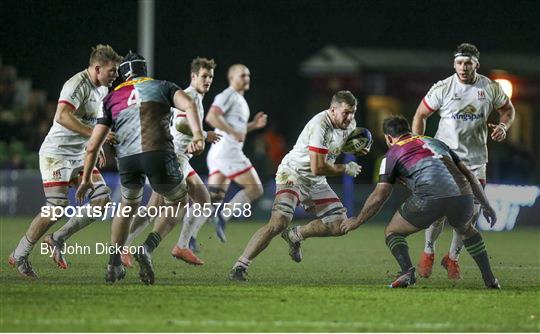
[452,105,484,121]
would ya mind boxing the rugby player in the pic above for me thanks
[230,91,364,281]
[121,57,220,267]
[75,52,204,284]
[8,45,121,277]
[340,116,500,289]
[413,43,515,279]
[205,64,267,242]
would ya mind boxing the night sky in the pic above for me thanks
[2,0,539,141]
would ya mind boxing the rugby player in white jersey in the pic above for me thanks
[8,45,122,277]
[205,64,267,242]
[230,91,365,281]
[413,43,515,279]
[120,57,221,267]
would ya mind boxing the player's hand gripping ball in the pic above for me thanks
[342,127,373,156]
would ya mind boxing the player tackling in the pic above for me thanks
[413,43,515,279]
[230,91,364,281]
[340,116,500,289]
[8,45,122,277]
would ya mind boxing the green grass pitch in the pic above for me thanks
[1,216,539,332]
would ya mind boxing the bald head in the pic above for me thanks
[228,64,250,92]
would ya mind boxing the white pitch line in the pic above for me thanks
[1,318,538,331]
[461,265,540,270]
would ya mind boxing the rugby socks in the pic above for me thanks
[288,226,304,243]
[423,220,444,254]
[52,216,95,243]
[109,252,122,266]
[451,205,481,260]
[386,233,413,273]
[178,214,207,248]
[13,235,35,259]
[177,214,195,248]
[449,230,464,260]
[142,232,162,254]
[124,213,153,247]
[190,215,207,239]
[463,233,496,285]
[222,190,251,222]
[234,256,251,269]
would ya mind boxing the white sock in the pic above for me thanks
[234,256,251,269]
[52,215,95,243]
[288,226,303,243]
[222,190,251,222]
[424,218,445,254]
[178,210,207,248]
[13,235,35,259]
[190,215,207,239]
[449,229,464,260]
[449,204,481,260]
[177,210,196,248]
[125,208,152,247]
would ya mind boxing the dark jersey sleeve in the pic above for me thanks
[96,94,113,127]
[448,149,461,164]
[378,151,398,184]
[161,81,181,106]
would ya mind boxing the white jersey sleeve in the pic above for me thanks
[40,70,108,159]
[307,116,332,154]
[488,80,509,110]
[423,80,447,112]
[171,86,205,157]
[58,75,89,110]
[211,89,235,114]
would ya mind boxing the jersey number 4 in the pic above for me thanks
[127,88,141,107]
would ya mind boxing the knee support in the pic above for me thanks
[89,184,111,203]
[121,186,144,205]
[162,182,187,205]
[318,206,347,224]
[271,197,297,221]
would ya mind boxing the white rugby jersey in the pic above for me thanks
[422,73,509,166]
[40,70,108,158]
[207,86,250,156]
[171,86,205,157]
[279,110,356,186]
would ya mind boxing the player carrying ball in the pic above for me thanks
[230,91,365,281]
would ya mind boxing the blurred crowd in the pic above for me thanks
[0,59,536,184]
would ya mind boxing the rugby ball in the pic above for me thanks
[342,127,373,155]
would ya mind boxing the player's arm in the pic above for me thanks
[75,124,110,202]
[456,160,497,226]
[412,100,435,135]
[309,151,361,177]
[340,182,393,233]
[247,111,268,133]
[54,102,93,137]
[173,90,205,154]
[205,106,245,142]
[489,99,515,142]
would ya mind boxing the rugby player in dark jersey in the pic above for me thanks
[340,116,499,289]
[75,52,205,284]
